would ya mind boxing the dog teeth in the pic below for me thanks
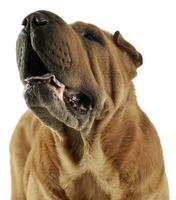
[89,106,93,111]
[70,95,79,102]
[80,105,87,111]
[72,96,77,101]
[71,102,78,108]
[69,99,90,114]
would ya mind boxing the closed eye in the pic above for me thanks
[81,30,103,44]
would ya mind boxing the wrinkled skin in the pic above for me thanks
[10,10,169,200]
[16,11,115,134]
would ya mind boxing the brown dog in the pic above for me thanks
[10,10,169,200]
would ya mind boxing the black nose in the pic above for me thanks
[22,12,48,33]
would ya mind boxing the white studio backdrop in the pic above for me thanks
[0,0,175,199]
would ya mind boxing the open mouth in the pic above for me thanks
[24,49,94,116]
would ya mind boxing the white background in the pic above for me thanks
[0,0,175,199]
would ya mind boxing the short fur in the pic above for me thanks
[10,10,169,200]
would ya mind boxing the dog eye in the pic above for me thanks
[82,30,102,44]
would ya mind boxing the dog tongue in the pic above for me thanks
[25,73,65,100]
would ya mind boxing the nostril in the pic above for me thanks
[34,15,48,26]
[22,18,28,26]
[21,13,48,33]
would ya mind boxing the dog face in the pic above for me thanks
[16,10,142,134]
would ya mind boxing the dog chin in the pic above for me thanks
[23,79,93,133]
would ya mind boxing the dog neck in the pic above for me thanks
[52,83,141,166]
[29,86,148,199]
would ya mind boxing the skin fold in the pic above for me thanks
[10,10,169,200]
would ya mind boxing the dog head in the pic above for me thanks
[16,10,142,134]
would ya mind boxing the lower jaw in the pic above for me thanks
[23,82,92,132]
[24,73,93,116]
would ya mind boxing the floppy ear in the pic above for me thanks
[113,31,143,67]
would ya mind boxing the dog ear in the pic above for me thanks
[113,31,143,67]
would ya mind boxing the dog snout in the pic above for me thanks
[22,12,48,33]
[21,10,65,34]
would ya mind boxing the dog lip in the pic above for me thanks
[24,73,94,117]
[24,73,53,82]
[25,73,65,88]
[24,73,66,101]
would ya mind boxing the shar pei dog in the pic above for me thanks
[10,10,169,200]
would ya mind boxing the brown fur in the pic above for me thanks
[10,11,169,200]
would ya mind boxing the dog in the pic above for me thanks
[10,10,169,200]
